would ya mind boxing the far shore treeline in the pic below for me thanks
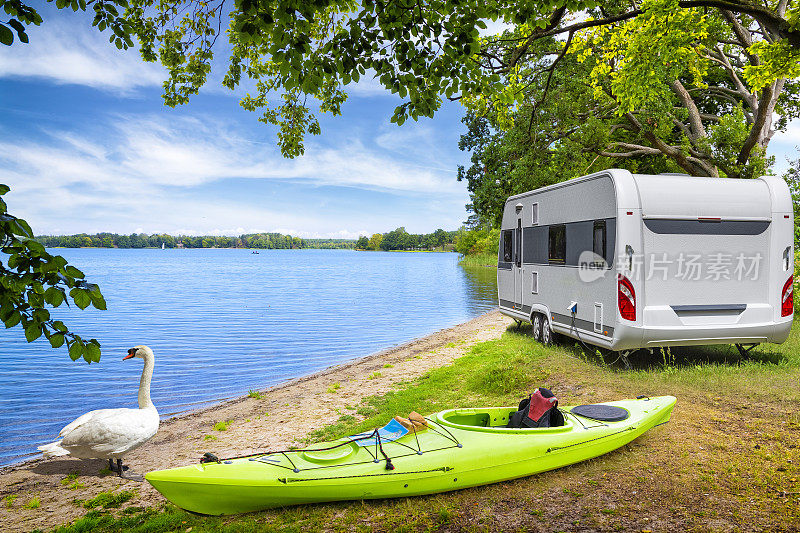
[35,233,352,250]
[34,227,477,253]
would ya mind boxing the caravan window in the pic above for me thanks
[502,230,513,262]
[548,225,566,264]
[593,221,606,261]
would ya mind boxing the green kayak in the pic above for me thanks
[146,395,675,515]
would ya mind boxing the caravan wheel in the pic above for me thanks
[541,320,553,345]
[532,314,543,342]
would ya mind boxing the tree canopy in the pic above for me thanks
[3,0,797,159]
[455,2,800,226]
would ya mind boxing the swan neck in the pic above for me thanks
[138,356,155,409]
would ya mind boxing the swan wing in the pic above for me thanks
[58,410,102,438]
[60,408,159,457]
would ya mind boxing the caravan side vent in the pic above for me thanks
[531,272,538,294]
[531,203,539,225]
[594,303,603,333]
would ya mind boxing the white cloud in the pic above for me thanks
[0,18,165,93]
[102,114,463,194]
[0,113,468,236]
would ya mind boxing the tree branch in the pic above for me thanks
[508,8,642,70]
[678,0,800,49]
[670,79,706,140]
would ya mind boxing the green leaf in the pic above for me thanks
[24,322,42,342]
[90,292,107,311]
[0,184,10,195]
[65,265,84,279]
[85,342,101,362]
[8,19,24,33]
[25,239,45,255]
[70,288,92,310]
[0,23,13,46]
[45,287,65,307]
[27,291,44,308]
[68,341,83,361]
[49,333,65,348]
[3,311,21,328]
[13,218,33,237]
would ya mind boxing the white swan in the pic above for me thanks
[38,345,159,478]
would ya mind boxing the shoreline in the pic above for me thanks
[0,309,511,532]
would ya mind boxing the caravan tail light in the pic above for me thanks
[781,275,794,317]
[618,275,636,321]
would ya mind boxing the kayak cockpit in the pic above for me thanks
[434,407,574,433]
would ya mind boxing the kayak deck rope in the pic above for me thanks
[198,419,461,473]
[546,426,636,453]
[277,466,455,484]
[564,409,609,430]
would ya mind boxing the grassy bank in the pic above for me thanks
[458,252,497,268]
[46,323,800,532]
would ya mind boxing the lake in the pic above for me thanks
[0,248,497,466]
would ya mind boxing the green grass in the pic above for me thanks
[81,490,136,510]
[247,390,264,399]
[24,496,40,509]
[4,494,17,508]
[326,382,341,393]
[367,371,382,380]
[45,320,800,532]
[457,252,497,268]
[213,420,231,431]
[60,473,84,491]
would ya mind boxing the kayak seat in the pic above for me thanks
[439,408,517,428]
[570,404,629,422]
[444,413,492,427]
[437,407,576,433]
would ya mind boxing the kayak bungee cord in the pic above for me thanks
[198,418,463,473]
[545,426,637,453]
[563,409,609,430]
[276,466,456,484]
[199,427,395,469]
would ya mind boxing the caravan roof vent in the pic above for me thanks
[659,172,692,176]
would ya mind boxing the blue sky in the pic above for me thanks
[0,7,797,239]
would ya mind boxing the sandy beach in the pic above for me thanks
[0,310,510,532]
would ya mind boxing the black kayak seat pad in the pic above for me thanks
[570,404,630,422]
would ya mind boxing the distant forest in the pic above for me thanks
[355,228,456,251]
[35,228,459,251]
[35,233,354,250]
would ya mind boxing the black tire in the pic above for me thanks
[541,319,553,345]
[532,314,543,342]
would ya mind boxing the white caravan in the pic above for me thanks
[497,169,794,355]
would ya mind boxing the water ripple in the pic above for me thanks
[0,248,497,465]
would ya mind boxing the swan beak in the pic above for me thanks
[123,348,137,360]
